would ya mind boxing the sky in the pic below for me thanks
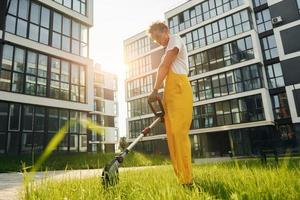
[90,0,186,137]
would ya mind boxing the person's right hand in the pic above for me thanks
[148,89,158,102]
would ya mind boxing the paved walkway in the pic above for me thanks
[0,166,159,200]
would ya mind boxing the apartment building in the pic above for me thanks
[0,0,94,154]
[90,63,118,153]
[125,0,300,158]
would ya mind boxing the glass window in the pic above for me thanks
[64,0,72,8]
[192,64,263,101]
[212,75,221,97]
[2,44,14,70]
[80,66,85,86]
[30,3,40,24]
[233,12,241,25]
[37,77,47,96]
[16,19,28,37]
[73,0,81,12]
[272,93,290,119]
[50,81,60,98]
[71,85,79,101]
[5,15,16,33]
[0,102,9,131]
[71,63,79,84]
[53,12,62,33]
[60,82,69,100]
[38,54,48,78]
[23,105,34,131]
[0,43,86,101]
[266,63,285,89]
[80,42,88,57]
[59,110,69,128]
[62,36,71,52]
[27,51,37,75]
[81,25,88,43]
[261,35,278,60]
[256,9,272,33]
[41,7,50,28]
[12,72,24,93]
[70,111,79,133]
[72,21,80,40]
[8,104,21,131]
[14,48,25,72]
[35,107,45,131]
[61,61,70,83]
[72,39,80,55]
[8,0,18,15]
[219,74,228,95]
[0,70,11,91]
[52,32,61,49]
[40,27,49,45]
[48,108,59,132]
[25,74,36,95]
[80,1,86,15]
[253,0,267,7]
[189,36,254,75]
[18,0,29,20]
[63,17,71,36]
[79,134,87,152]
[231,99,240,123]
[29,24,39,41]
[79,112,87,133]
[51,58,60,81]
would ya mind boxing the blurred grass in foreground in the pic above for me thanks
[23,158,300,200]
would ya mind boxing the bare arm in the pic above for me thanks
[148,47,179,102]
[153,47,179,90]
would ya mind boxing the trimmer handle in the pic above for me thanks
[148,96,165,118]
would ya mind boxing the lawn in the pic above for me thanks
[0,152,170,172]
[23,158,300,200]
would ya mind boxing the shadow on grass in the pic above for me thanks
[193,177,233,199]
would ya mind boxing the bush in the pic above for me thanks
[0,151,170,172]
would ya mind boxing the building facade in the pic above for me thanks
[125,0,300,158]
[124,31,168,154]
[0,0,95,154]
[90,63,118,153]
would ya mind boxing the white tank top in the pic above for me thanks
[162,34,189,75]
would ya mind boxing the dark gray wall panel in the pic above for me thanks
[293,89,300,117]
[281,25,300,54]
[281,57,300,85]
[269,0,300,26]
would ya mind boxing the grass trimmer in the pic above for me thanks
[101,96,165,188]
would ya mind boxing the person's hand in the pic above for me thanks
[148,89,158,103]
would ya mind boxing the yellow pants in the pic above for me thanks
[163,69,193,184]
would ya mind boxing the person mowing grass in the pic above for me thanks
[147,21,193,187]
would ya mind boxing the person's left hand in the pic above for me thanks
[148,89,158,103]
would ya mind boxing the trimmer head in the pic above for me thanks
[101,164,119,188]
[101,156,123,188]
[101,97,164,188]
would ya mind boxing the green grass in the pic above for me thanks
[23,158,300,200]
[0,151,170,172]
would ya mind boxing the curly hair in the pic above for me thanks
[147,21,169,35]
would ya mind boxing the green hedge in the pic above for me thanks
[0,151,170,172]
